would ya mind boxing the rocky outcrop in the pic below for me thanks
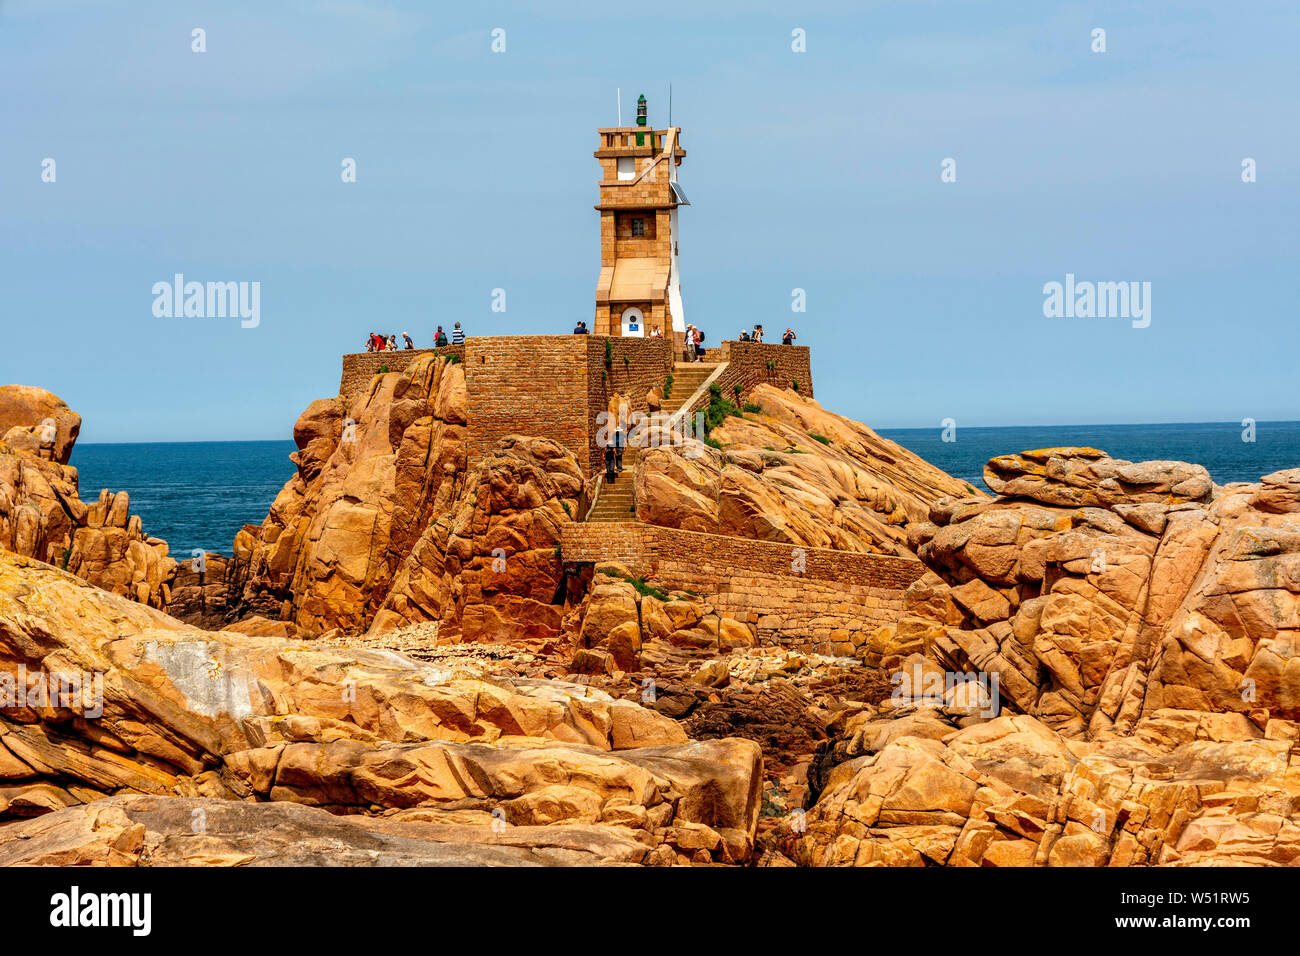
[166,532,261,629]
[566,562,758,671]
[0,385,174,609]
[983,447,1214,508]
[0,384,80,464]
[773,450,1300,866]
[0,795,662,866]
[0,549,763,864]
[236,355,469,634]
[783,706,1300,867]
[635,384,975,557]
[372,436,584,642]
[901,450,1300,739]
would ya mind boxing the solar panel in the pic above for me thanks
[670,182,690,206]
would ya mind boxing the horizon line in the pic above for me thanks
[72,418,1300,446]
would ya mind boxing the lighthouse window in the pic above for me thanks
[631,218,645,237]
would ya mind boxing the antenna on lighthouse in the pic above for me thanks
[668,83,673,126]
[617,88,622,127]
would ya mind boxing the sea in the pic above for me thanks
[69,422,1300,558]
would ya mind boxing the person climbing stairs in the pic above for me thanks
[585,361,723,523]
[586,443,639,522]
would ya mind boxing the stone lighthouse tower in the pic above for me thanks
[593,94,688,339]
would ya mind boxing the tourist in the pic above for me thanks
[782,327,796,345]
[402,332,414,350]
[387,334,397,351]
[649,325,663,338]
[739,329,751,342]
[693,326,705,361]
[613,423,625,471]
[752,324,764,343]
[375,334,387,352]
[603,443,617,484]
[365,333,375,352]
[434,325,448,347]
[573,320,589,334]
[451,322,465,345]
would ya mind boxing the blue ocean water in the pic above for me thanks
[71,441,297,558]
[877,421,1300,491]
[71,423,1300,557]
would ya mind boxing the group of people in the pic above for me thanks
[365,321,794,355]
[365,323,467,351]
[366,332,414,352]
[682,323,797,360]
[737,324,798,345]
[432,323,466,347]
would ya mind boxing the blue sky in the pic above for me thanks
[2,0,1296,442]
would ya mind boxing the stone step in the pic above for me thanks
[661,364,722,415]
[587,449,639,522]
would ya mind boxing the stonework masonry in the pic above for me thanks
[584,336,673,473]
[341,337,811,476]
[560,522,656,573]
[686,342,813,415]
[559,522,925,654]
[463,337,590,472]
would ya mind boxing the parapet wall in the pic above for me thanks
[559,522,925,654]
[673,341,813,418]
[463,337,590,472]
[339,335,811,475]
[721,341,812,397]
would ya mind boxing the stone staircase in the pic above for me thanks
[586,444,639,522]
[661,362,720,417]
[584,361,725,524]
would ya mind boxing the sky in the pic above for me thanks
[2,0,1297,442]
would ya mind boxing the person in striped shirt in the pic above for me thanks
[451,322,465,345]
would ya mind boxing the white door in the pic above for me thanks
[620,307,644,337]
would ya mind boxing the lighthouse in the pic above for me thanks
[593,94,689,342]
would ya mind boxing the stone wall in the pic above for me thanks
[723,341,812,396]
[651,529,919,655]
[671,341,814,418]
[340,346,463,401]
[559,522,654,574]
[339,336,810,475]
[584,336,673,475]
[559,522,926,654]
[464,336,590,471]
